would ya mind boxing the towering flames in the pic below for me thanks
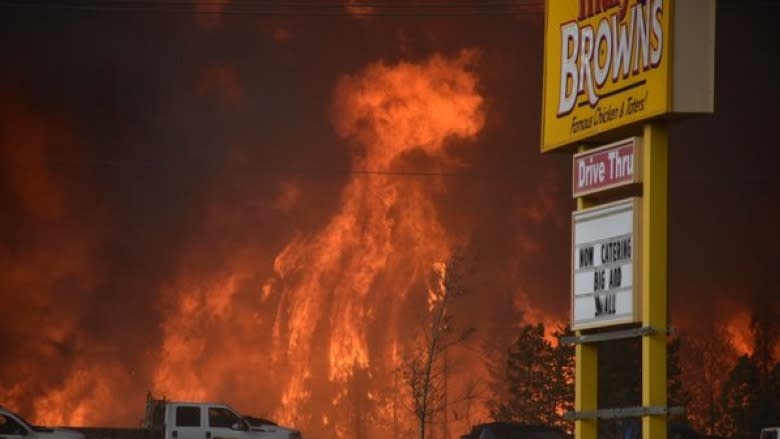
[150,51,484,438]
[2,8,778,438]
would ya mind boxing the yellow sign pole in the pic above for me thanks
[575,169,597,439]
[574,334,598,439]
[641,123,668,439]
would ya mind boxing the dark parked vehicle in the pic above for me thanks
[460,423,570,439]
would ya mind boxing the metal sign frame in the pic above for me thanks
[571,197,642,330]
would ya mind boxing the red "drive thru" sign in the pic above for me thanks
[572,137,641,198]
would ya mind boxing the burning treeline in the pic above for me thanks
[3,48,777,438]
[2,6,780,439]
[153,50,486,438]
[1,50,503,438]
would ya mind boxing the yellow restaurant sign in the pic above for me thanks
[541,0,715,152]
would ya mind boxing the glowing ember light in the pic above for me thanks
[726,310,753,355]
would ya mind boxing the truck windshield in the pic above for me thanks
[6,412,35,431]
[761,431,778,439]
[208,407,241,429]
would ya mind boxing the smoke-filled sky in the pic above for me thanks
[1,1,778,438]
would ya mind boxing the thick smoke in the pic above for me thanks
[0,3,778,439]
[0,86,146,426]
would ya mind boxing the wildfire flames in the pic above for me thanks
[726,310,753,356]
[1,59,776,438]
[151,51,487,437]
[1,5,779,439]
[3,51,487,437]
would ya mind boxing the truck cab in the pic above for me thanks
[0,407,85,439]
[761,427,780,439]
[145,400,300,439]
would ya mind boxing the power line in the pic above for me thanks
[0,154,520,179]
[1,0,776,16]
[0,0,544,16]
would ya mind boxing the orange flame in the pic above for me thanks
[726,310,753,356]
[272,50,484,430]
[513,287,566,345]
[133,51,485,438]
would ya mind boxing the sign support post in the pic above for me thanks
[575,340,598,439]
[641,123,668,439]
[575,193,598,439]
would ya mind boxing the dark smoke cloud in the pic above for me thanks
[0,2,778,434]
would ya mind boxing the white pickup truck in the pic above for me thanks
[143,398,301,439]
[761,427,780,439]
[0,407,86,439]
